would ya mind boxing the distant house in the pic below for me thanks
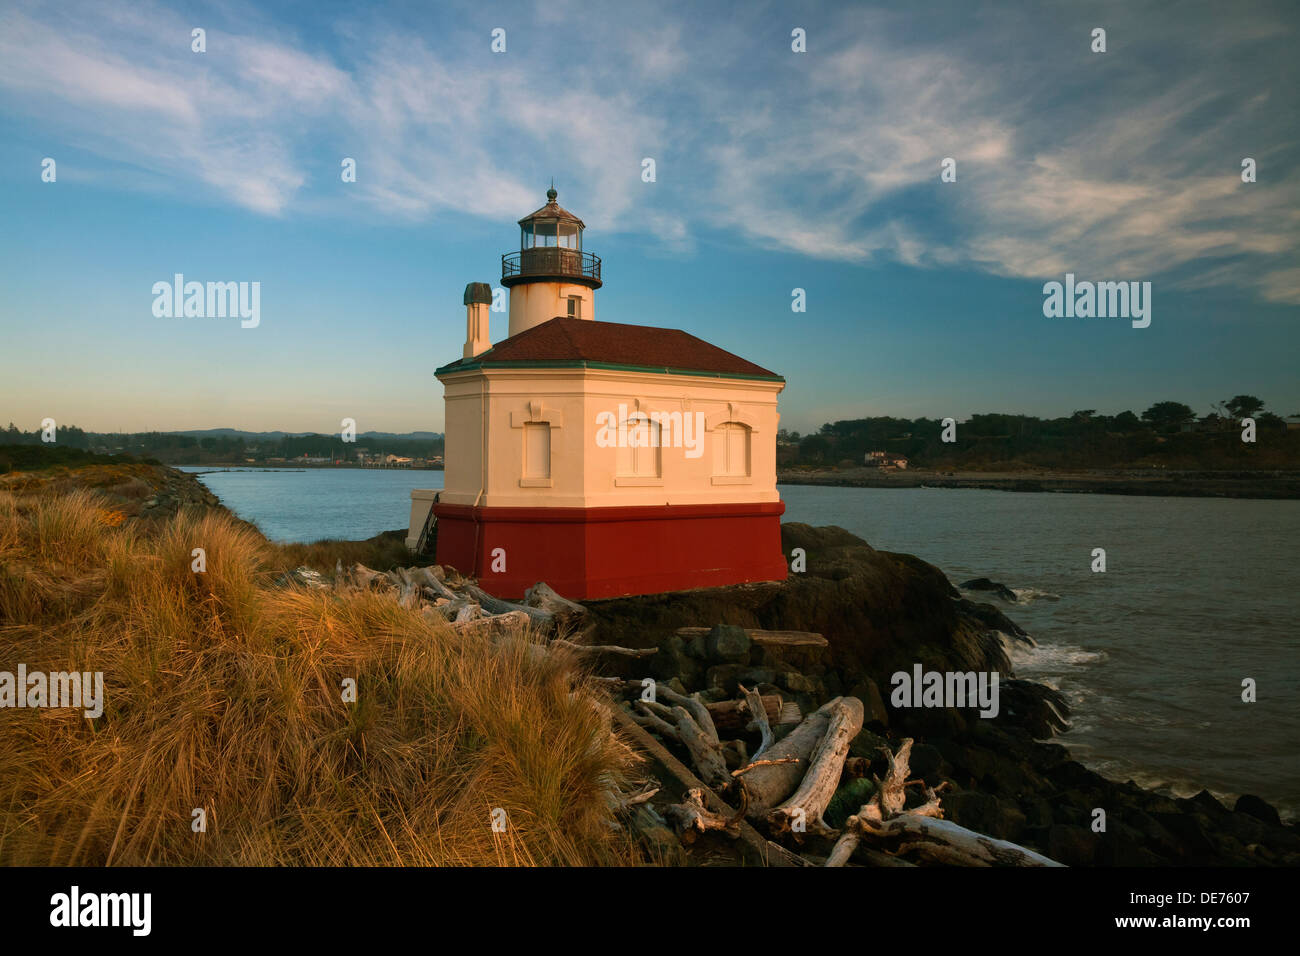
[865,450,908,470]
[1286,417,1300,431]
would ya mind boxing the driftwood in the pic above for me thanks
[552,639,657,660]
[768,696,863,836]
[704,694,783,732]
[462,583,555,631]
[664,788,742,841]
[631,686,732,792]
[735,698,843,819]
[673,626,829,650]
[739,684,775,759]
[824,738,1062,867]
[449,609,532,640]
[524,582,586,632]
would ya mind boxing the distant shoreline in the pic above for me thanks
[778,467,1300,500]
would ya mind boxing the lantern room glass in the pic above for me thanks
[521,220,581,251]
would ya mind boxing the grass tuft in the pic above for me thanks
[0,488,639,866]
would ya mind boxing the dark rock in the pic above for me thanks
[848,727,889,762]
[908,743,944,781]
[1151,812,1217,861]
[995,679,1071,737]
[1186,790,1228,817]
[943,791,1003,836]
[650,636,700,689]
[849,679,890,727]
[1095,823,1168,866]
[704,664,747,695]
[1046,824,1096,866]
[1234,794,1282,827]
[959,577,1019,603]
[705,624,751,663]
[1021,797,1054,828]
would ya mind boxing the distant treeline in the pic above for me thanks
[780,398,1300,471]
[0,425,444,465]
[0,444,161,473]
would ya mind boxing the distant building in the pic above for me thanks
[864,451,908,470]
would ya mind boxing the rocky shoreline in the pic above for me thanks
[585,524,1299,866]
[778,467,1300,499]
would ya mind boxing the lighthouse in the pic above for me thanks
[408,187,788,600]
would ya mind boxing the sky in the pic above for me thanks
[1,0,1297,435]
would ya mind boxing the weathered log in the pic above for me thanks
[449,609,531,639]
[739,684,775,758]
[859,814,1063,867]
[736,698,841,819]
[631,691,731,792]
[826,781,940,867]
[453,603,482,624]
[410,565,460,602]
[523,581,587,630]
[768,695,863,836]
[777,700,803,726]
[463,583,555,631]
[664,788,741,841]
[654,684,722,742]
[632,701,681,741]
[351,563,392,592]
[674,626,828,650]
[552,639,657,659]
[876,738,913,817]
[703,694,783,732]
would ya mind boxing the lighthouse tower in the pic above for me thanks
[409,186,788,600]
[501,186,602,337]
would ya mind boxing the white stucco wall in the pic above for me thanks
[437,366,783,509]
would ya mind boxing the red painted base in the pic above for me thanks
[434,501,788,600]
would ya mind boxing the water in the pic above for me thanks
[180,467,443,542]
[184,467,1299,818]
[781,484,1300,819]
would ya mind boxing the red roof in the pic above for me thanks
[439,317,782,380]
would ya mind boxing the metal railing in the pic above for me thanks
[502,248,601,283]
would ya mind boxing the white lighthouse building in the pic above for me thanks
[408,187,788,599]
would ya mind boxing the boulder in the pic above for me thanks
[1234,793,1282,827]
[705,624,750,663]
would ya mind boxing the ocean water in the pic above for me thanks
[180,467,445,542]
[184,467,1300,818]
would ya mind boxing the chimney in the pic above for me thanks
[463,282,492,358]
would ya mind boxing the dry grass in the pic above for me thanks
[273,529,422,576]
[0,488,641,866]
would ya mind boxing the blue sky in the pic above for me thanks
[2,0,1297,434]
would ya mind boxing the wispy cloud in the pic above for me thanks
[1,0,1296,300]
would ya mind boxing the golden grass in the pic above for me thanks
[0,488,641,865]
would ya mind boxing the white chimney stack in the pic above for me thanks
[463,282,492,359]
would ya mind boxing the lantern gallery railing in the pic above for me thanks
[502,249,602,284]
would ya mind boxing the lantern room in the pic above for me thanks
[501,187,602,336]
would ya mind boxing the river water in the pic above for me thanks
[184,467,1300,818]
